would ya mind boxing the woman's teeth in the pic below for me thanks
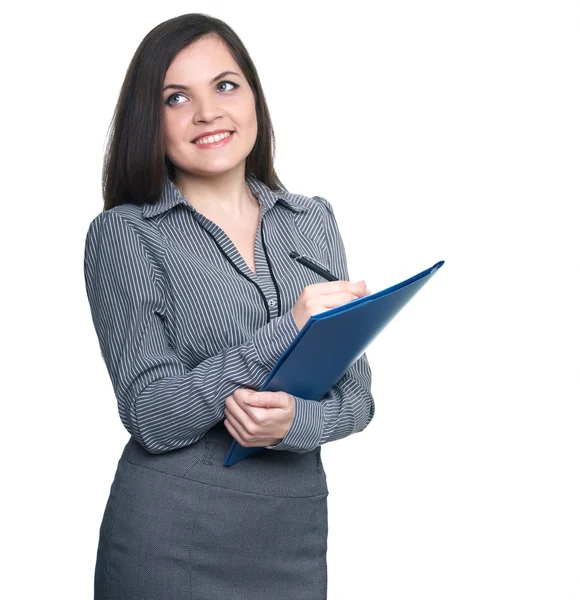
[194,131,233,145]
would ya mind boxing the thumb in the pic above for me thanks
[245,391,284,408]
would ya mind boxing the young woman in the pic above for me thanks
[84,13,374,599]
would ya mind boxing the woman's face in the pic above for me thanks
[162,35,258,179]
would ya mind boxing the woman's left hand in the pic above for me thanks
[224,389,295,447]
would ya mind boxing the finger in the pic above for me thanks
[309,279,366,296]
[224,411,247,443]
[245,390,286,408]
[326,291,362,307]
[223,417,247,447]
[231,389,265,416]
[232,387,256,407]
[227,394,258,431]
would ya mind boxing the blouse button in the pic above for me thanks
[267,299,277,307]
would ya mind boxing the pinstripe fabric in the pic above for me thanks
[84,173,374,456]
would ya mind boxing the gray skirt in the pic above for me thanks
[94,420,329,599]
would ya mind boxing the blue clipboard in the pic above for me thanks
[224,260,445,466]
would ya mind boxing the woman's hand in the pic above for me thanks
[291,280,371,331]
[224,388,296,447]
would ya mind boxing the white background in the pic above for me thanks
[2,1,578,598]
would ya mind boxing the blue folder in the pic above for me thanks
[224,260,445,466]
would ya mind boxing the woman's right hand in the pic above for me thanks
[290,280,371,332]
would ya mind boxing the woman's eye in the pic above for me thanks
[165,81,239,106]
[165,93,185,106]
[217,80,239,92]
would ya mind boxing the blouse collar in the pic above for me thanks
[142,173,307,219]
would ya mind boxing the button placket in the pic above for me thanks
[256,215,282,318]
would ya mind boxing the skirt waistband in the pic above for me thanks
[120,420,328,498]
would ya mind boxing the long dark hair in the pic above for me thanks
[102,13,285,211]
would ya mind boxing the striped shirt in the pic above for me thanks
[83,173,375,455]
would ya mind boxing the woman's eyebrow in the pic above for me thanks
[163,71,241,92]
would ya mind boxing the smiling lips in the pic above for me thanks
[193,131,234,147]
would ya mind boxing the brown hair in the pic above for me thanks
[102,13,284,211]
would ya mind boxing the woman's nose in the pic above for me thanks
[192,95,222,124]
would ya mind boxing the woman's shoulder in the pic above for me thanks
[87,202,143,226]
[86,203,159,240]
[277,186,335,217]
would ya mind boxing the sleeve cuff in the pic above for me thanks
[265,396,324,453]
[252,310,300,371]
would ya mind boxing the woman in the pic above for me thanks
[84,13,375,600]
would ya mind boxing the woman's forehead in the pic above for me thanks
[165,36,236,77]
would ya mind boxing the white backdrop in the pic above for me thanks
[2,1,578,598]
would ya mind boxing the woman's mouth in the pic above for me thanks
[192,131,235,149]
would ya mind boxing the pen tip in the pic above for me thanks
[289,250,299,259]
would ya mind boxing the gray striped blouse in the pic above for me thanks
[84,173,374,455]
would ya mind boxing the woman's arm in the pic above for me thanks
[265,195,375,453]
[84,211,299,454]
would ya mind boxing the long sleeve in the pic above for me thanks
[265,196,375,453]
[84,211,299,454]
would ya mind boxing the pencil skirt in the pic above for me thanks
[94,420,329,600]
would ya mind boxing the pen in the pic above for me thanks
[289,250,340,281]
